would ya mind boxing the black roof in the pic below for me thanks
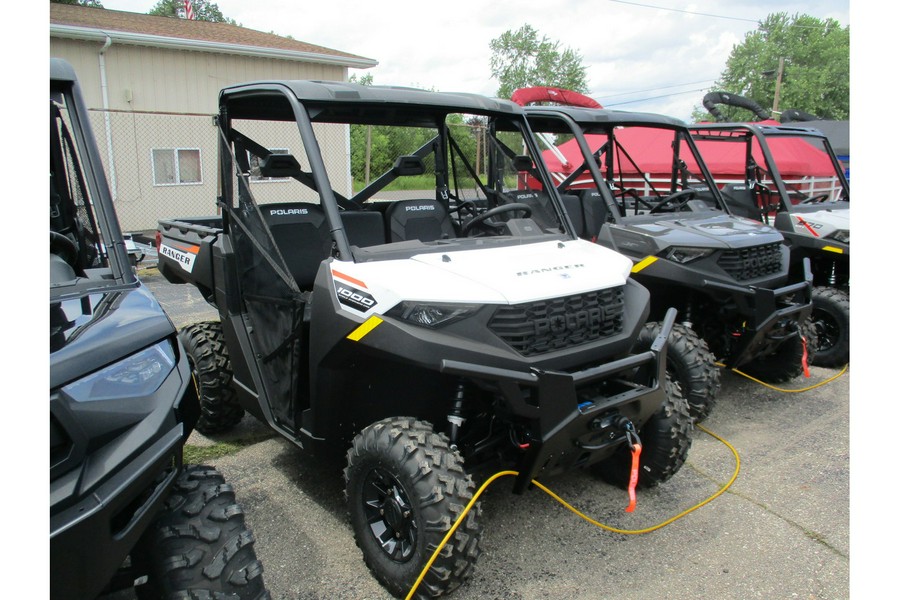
[220,80,522,125]
[523,105,688,132]
[50,58,77,85]
[798,120,850,156]
[690,121,849,156]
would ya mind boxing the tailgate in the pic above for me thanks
[157,218,222,290]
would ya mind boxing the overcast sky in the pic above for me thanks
[92,0,850,121]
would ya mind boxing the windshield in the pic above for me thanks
[215,87,575,305]
[688,126,849,216]
[217,91,573,289]
[50,87,119,293]
[529,116,722,219]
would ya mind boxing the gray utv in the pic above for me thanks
[689,121,849,367]
[50,58,269,600]
[523,104,814,421]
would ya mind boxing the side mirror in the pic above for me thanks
[513,155,534,172]
[392,155,426,176]
[258,153,302,178]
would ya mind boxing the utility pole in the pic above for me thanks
[772,57,785,114]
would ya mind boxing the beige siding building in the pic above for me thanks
[50,4,376,232]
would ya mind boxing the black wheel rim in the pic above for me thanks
[812,309,839,352]
[361,467,417,562]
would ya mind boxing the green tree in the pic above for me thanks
[349,73,374,86]
[148,0,238,25]
[489,24,589,99]
[50,0,104,6]
[695,13,849,122]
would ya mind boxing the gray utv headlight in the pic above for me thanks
[663,246,715,264]
[62,340,177,402]
[387,302,480,328]
[829,230,849,244]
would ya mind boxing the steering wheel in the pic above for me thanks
[461,203,533,236]
[51,231,79,267]
[615,188,655,214]
[649,188,699,214]
[800,193,831,205]
[451,198,479,220]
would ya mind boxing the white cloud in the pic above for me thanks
[93,0,849,121]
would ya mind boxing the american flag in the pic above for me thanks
[183,0,195,20]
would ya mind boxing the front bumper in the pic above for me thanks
[50,427,182,599]
[703,258,813,368]
[441,309,676,493]
[49,350,198,600]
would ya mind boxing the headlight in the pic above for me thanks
[62,341,177,402]
[386,302,480,328]
[829,229,849,244]
[663,246,715,264]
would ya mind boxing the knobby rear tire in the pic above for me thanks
[179,321,244,435]
[809,286,850,368]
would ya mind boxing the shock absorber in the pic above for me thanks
[681,296,694,330]
[447,382,467,450]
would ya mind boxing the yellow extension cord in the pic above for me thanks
[720,362,849,393]
[404,363,849,600]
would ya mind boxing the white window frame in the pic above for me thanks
[151,147,203,186]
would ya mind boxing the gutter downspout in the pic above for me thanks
[98,34,118,201]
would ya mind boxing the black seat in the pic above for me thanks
[260,202,332,289]
[720,183,760,220]
[342,210,387,248]
[559,194,585,238]
[577,188,611,239]
[507,190,559,231]
[385,199,456,242]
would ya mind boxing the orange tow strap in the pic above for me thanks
[626,442,642,513]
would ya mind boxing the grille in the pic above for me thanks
[717,243,783,281]
[489,288,625,356]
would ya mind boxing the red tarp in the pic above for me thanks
[541,120,836,180]
[690,120,836,179]
[511,87,834,180]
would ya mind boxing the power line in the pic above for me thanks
[608,0,836,29]
[595,79,717,100]
[604,87,709,107]
[608,0,760,24]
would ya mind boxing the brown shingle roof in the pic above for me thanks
[50,4,375,66]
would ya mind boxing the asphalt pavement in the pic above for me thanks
[139,266,851,600]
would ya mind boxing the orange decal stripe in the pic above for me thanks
[332,269,368,289]
[169,242,200,254]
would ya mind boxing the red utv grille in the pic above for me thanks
[489,288,625,356]
[717,243,783,281]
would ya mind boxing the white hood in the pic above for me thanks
[330,240,633,315]
[789,207,849,238]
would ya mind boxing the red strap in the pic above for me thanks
[626,443,642,513]
[801,335,811,378]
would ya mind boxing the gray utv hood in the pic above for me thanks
[612,212,784,251]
